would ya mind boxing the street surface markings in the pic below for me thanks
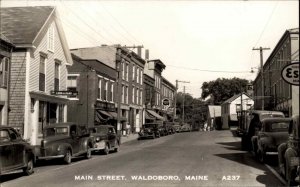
[265,164,286,186]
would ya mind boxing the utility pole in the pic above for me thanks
[116,48,122,135]
[174,80,190,124]
[253,46,270,110]
[183,86,185,124]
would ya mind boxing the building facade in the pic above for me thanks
[67,53,117,130]
[161,77,176,121]
[1,7,72,145]
[253,28,299,116]
[0,34,14,126]
[144,59,166,120]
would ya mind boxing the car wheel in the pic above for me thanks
[63,150,72,164]
[23,157,34,175]
[86,146,92,159]
[114,140,119,153]
[103,144,109,155]
[157,133,160,138]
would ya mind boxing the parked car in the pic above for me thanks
[180,123,192,132]
[240,110,285,151]
[138,123,162,139]
[0,126,34,176]
[173,124,182,133]
[164,122,176,134]
[278,114,300,186]
[251,118,290,163]
[88,125,120,155]
[34,123,93,164]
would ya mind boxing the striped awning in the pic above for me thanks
[146,110,164,121]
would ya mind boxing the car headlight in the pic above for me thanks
[96,137,100,142]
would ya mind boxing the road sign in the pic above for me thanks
[281,62,299,86]
[162,98,170,106]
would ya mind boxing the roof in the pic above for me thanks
[261,117,292,123]
[1,6,55,44]
[148,59,166,69]
[208,105,221,117]
[222,92,252,104]
[162,76,176,90]
[0,33,14,46]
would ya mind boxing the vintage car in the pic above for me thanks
[180,123,192,132]
[173,124,182,133]
[138,123,162,139]
[278,114,300,186]
[163,122,176,134]
[88,125,120,155]
[251,118,290,163]
[0,126,34,176]
[240,110,285,151]
[34,123,93,164]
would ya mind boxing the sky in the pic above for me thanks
[1,0,299,98]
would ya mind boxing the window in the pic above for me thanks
[140,90,142,105]
[122,63,125,80]
[122,85,125,103]
[136,88,139,105]
[47,25,54,52]
[39,55,46,91]
[67,75,78,98]
[104,80,108,101]
[98,79,102,99]
[111,83,114,102]
[0,57,9,88]
[132,87,135,104]
[132,65,135,81]
[126,64,129,81]
[140,69,143,85]
[137,67,139,84]
[126,86,128,104]
[58,105,64,122]
[54,62,60,91]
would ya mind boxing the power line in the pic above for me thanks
[167,65,252,73]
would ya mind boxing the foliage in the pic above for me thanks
[201,77,250,105]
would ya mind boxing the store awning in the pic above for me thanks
[108,112,117,119]
[145,111,156,120]
[146,110,164,121]
[98,110,112,118]
[30,91,68,104]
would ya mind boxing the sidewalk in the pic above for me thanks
[120,133,139,144]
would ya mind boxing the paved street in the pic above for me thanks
[1,130,283,187]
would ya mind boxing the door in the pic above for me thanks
[70,125,80,154]
[108,127,116,147]
[8,129,25,167]
[0,129,14,171]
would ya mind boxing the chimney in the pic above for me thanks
[145,49,149,60]
[137,46,142,57]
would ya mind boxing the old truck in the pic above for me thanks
[238,110,285,151]
[34,123,93,164]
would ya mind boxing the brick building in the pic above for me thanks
[253,28,299,116]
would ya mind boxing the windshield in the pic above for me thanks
[261,113,284,119]
[265,122,289,132]
[44,127,68,137]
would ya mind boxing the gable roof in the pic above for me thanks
[1,6,54,44]
[222,92,252,105]
[1,6,73,65]
[208,105,221,117]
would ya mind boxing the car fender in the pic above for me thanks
[57,143,73,155]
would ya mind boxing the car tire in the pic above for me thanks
[103,144,109,155]
[23,157,34,175]
[86,146,92,159]
[114,140,119,153]
[63,150,72,164]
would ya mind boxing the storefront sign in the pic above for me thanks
[50,90,78,96]
[281,62,299,86]
[95,101,115,112]
[162,98,170,106]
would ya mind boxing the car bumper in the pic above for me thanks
[37,155,65,160]
[138,132,155,138]
[91,141,106,151]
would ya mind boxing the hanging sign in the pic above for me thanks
[281,62,299,86]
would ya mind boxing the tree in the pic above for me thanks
[201,77,250,105]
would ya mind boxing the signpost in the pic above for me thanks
[281,62,299,86]
[162,98,170,111]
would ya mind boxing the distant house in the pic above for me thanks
[221,93,254,129]
[1,6,73,145]
[207,105,221,130]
